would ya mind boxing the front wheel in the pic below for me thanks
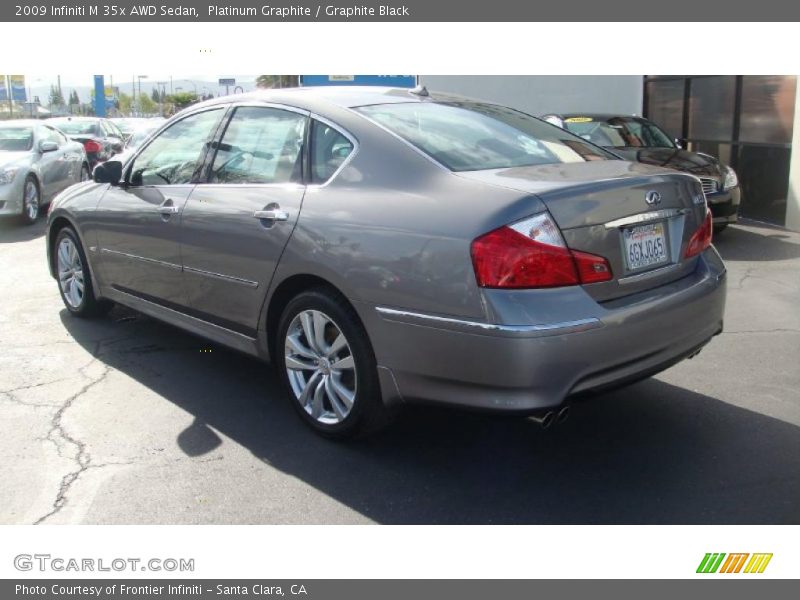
[20,176,40,225]
[276,288,393,439]
[54,227,112,318]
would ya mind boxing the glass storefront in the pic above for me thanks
[645,75,796,225]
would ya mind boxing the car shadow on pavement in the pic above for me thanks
[714,222,800,262]
[0,218,47,243]
[61,306,800,525]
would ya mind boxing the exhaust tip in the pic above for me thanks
[556,405,570,424]
[529,411,555,429]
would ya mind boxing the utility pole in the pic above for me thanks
[156,81,167,116]
[137,75,148,115]
[6,76,12,117]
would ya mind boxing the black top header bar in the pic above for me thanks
[4,0,800,21]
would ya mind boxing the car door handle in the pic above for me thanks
[253,209,289,221]
[157,205,180,215]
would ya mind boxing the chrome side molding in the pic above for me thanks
[375,306,603,338]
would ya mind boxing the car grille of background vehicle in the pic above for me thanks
[700,178,718,195]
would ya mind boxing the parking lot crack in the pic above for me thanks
[733,266,757,290]
[33,360,111,525]
[0,377,73,397]
[0,390,62,409]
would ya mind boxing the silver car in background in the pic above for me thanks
[46,87,726,438]
[0,120,89,224]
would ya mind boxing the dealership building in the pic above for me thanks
[418,76,800,230]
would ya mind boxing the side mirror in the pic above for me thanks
[39,140,58,153]
[93,160,123,185]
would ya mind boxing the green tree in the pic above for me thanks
[138,92,156,115]
[117,92,133,115]
[151,87,161,102]
[164,91,198,110]
[49,85,65,107]
[256,75,299,89]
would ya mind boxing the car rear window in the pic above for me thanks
[563,116,675,149]
[356,102,613,172]
[50,120,99,136]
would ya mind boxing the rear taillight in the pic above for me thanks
[83,140,102,153]
[684,209,713,258]
[572,249,613,284]
[470,212,612,289]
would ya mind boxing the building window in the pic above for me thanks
[644,75,797,226]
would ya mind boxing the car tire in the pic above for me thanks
[54,226,113,318]
[276,288,394,439]
[19,176,40,225]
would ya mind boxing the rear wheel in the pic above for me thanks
[20,176,40,225]
[276,288,393,438]
[54,226,112,318]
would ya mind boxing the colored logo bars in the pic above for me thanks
[696,553,773,574]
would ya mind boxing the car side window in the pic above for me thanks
[105,121,123,139]
[48,127,68,146]
[209,106,306,185]
[128,109,224,187]
[40,126,64,146]
[310,120,354,184]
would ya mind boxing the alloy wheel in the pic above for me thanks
[57,237,84,309]
[284,309,357,425]
[24,180,39,221]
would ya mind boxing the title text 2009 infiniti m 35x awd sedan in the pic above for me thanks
[46,87,726,438]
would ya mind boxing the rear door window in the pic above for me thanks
[310,120,354,183]
[209,106,307,184]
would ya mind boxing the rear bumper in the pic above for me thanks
[362,248,726,413]
[707,187,741,224]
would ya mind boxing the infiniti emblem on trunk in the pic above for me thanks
[645,191,662,205]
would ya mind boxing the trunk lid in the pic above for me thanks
[457,160,709,301]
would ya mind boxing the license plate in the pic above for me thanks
[622,222,669,271]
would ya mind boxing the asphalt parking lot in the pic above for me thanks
[1,218,798,524]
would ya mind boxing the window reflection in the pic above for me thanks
[688,76,735,141]
[739,75,796,145]
[646,79,684,139]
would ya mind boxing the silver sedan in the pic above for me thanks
[0,120,89,224]
[46,87,726,438]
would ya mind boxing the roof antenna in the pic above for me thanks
[408,84,429,97]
